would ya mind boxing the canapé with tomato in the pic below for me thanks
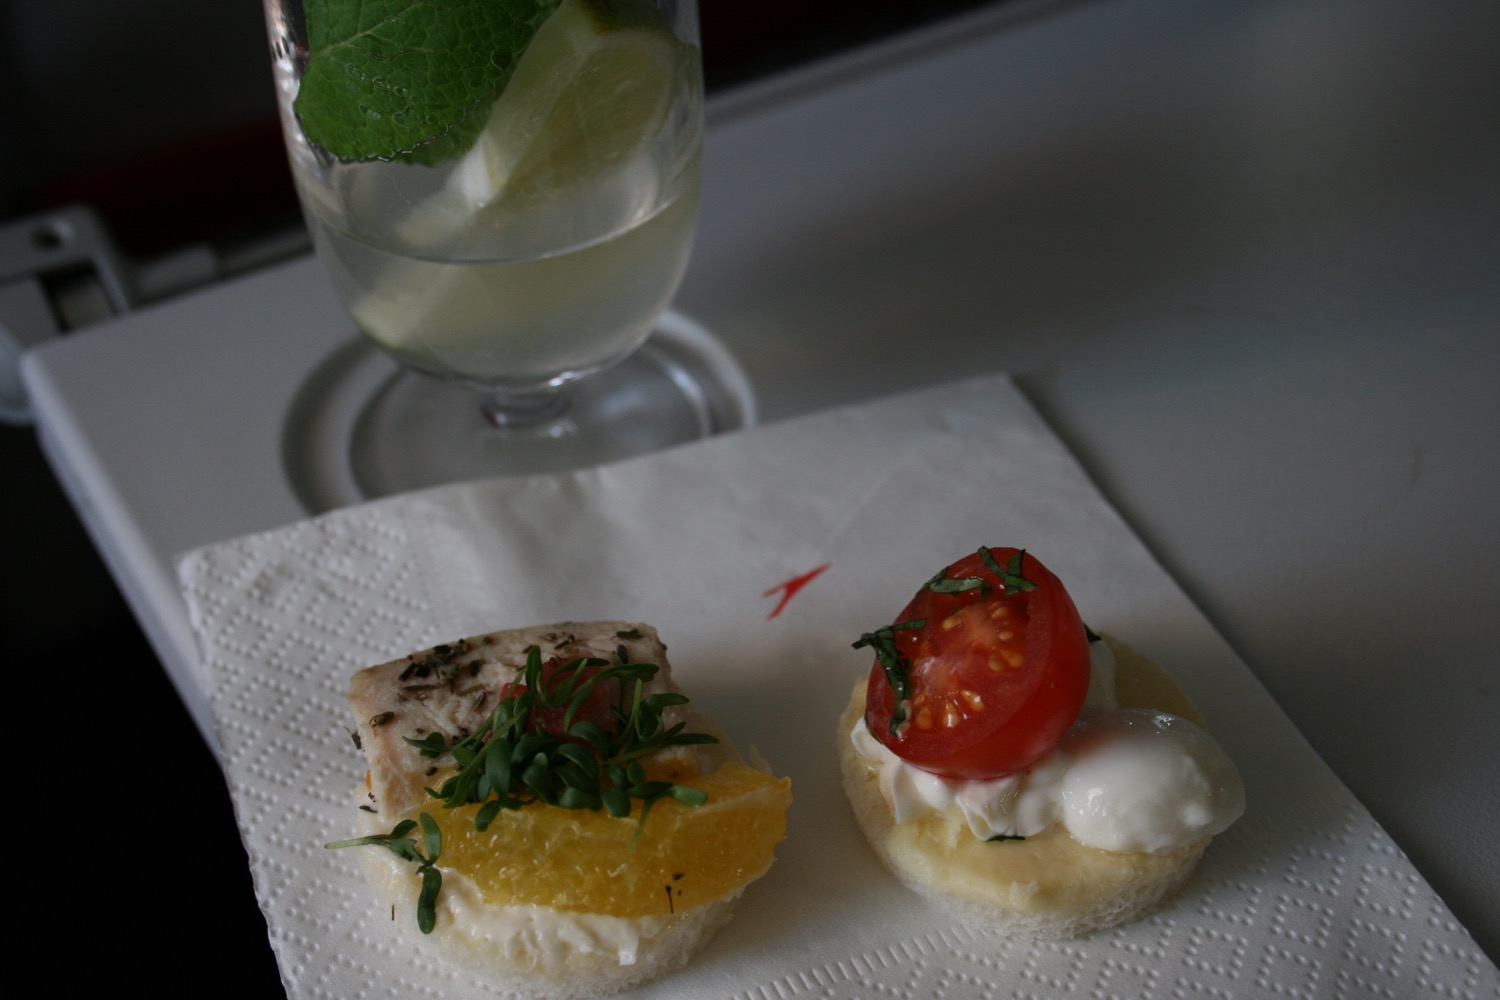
[840,547,1244,939]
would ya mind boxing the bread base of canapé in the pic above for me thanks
[838,636,1214,940]
[359,845,742,999]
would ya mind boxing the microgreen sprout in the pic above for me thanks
[327,813,445,932]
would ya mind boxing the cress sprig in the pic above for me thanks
[326,814,445,933]
[410,644,717,826]
[328,643,718,933]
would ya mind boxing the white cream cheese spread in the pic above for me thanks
[850,640,1244,854]
[357,839,674,969]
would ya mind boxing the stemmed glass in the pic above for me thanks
[264,0,725,496]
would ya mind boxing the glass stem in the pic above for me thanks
[481,386,572,429]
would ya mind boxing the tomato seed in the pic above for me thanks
[941,613,963,631]
[943,702,961,728]
[960,690,984,711]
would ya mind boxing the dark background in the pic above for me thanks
[1,1,996,991]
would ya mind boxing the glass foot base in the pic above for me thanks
[283,311,755,510]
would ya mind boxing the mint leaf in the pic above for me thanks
[295,0,561,164]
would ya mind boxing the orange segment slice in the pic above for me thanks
[429,760,792,917]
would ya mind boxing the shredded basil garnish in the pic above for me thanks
[980,546,1036,594]
[852,619,926,733]
[922,546,1037,596]
[923,569,987,594]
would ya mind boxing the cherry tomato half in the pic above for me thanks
[861,547,1091,780]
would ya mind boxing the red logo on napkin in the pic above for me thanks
[763,564,831,620]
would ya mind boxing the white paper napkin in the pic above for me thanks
[179,373,1498,999]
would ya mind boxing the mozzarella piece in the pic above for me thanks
[1059,710,1244,853]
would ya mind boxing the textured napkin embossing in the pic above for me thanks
[179,374,1499,999]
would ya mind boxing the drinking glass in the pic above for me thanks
[263,0,721,496]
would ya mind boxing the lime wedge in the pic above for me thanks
[391,0,683,250]
[455,0,682,206]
